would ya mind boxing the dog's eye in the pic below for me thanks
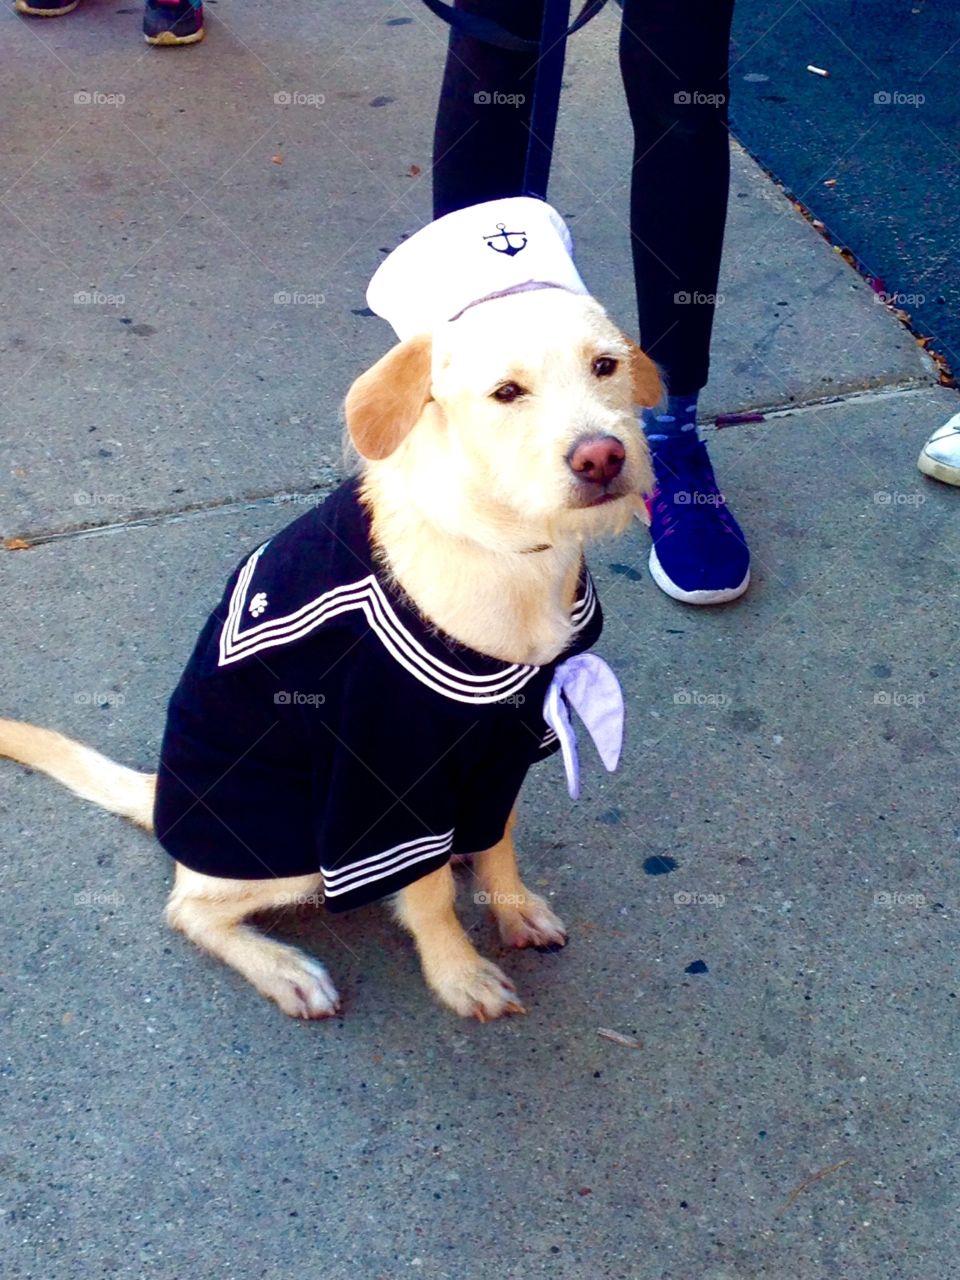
[592,356,619,378]
[492,382,524,403]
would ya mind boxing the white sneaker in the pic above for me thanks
[918,411,960,487]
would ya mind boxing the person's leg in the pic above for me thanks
[432,0,547,217]
[620,0,749,604]
[620,0,733,396]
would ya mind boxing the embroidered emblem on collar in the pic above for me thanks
[218,544,598,705]
[248,592,268,618]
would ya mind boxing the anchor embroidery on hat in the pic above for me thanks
[484,222,527,256]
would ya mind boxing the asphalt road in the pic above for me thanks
[730,0,960,380]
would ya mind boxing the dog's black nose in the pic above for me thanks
[566,434,625,485]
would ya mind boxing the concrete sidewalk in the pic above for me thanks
[2,4,958,1279]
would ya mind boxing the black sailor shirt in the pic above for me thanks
[154,477,603,912]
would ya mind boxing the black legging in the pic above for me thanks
[432,0,734,395]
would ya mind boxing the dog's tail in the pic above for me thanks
[0,719,156,830]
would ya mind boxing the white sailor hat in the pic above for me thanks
[366,196,589,340]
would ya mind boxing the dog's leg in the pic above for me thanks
[472,811,568,951]
[166,863,341,1020]
[394,863,525,1021]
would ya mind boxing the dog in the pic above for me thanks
[0,285,659,1022]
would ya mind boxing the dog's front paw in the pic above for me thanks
[429,957,526,1021]
[256,947,342,1020]
[494,892,568,951]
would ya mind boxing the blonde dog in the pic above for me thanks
[0,287,659,1022]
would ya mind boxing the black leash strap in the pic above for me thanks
[421,0,609,199]
[419,0,608,52]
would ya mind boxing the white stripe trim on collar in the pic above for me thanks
[217,546,539,704]
[571,574,596,628]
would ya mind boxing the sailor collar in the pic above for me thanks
[215,480,599,707]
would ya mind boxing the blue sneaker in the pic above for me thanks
[647,437,750,604]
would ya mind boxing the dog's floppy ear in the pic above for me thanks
[344,334,433,461]
[625,337,664,410]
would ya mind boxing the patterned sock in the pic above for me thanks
[640,393,700,446]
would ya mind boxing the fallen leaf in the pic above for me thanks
[3,537,30,550]
[598,1027,643,1049]
[271,154,284,165]
[408,163,421,177]
[777,1158,852,1214]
